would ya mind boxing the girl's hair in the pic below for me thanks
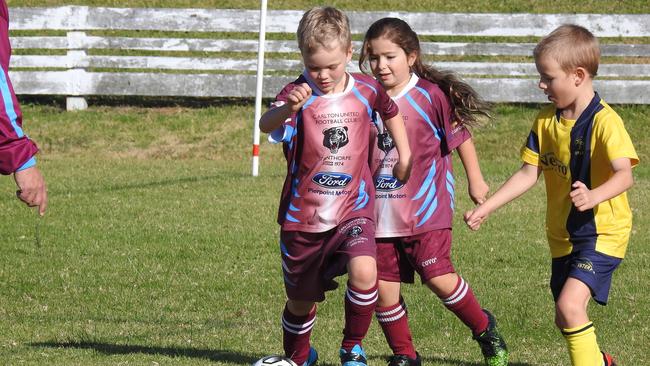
[359,18,491,127]
[297,6,352,54]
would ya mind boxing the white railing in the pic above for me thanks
[9,7,650,109]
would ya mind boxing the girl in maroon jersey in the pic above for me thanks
[359,17,508,366]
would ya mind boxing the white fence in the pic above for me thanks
[8,7,650,109]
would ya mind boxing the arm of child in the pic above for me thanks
[383,113,412,183]
[259,83,312,133]
[457,138,489,204]
[570,157,634,212]
[464,162,540,230]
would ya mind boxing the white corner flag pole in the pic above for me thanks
[252,0,268,176]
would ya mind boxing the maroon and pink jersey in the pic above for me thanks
[269,72,399,233]
[371,74,470,237]
[0,1,38,175]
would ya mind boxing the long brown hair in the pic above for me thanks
[360,17,491,127]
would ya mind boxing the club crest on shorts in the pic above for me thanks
[348,225,363,237]
[322,126,349,154]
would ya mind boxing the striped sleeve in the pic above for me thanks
[0,3,39,175]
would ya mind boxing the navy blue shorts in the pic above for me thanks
[550,249,622,305]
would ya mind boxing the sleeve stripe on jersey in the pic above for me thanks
[415,86,432,104]
[351,86,372,117]
[406,94,440,140]
[17,156,36,171]
[526,130,540,153]
[354,79,377,95]
[0,69,22,138]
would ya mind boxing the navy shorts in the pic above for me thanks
[280,217,376,302]
[376,229,455,284]
[550,249,622,305]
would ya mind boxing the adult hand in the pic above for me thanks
[14,166,48,215]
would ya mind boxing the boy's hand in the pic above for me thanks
[464,206,488,231]
[570,181,596,211]
[468,179,489,204]
[287,83,312,113]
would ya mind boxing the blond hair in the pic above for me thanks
[534,24,600,77]
[297,6,352,54]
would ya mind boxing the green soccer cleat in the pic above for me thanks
[473,309,509,366]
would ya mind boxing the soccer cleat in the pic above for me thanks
[301,347,318,366]
[473,309,509,366]
[602,352,617,366]
[339,344,368,366]
[387,353,421,366]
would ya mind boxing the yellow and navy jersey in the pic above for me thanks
[520,93,639,259]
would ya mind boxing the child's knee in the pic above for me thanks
[554,298,587,328]
[287,299,316,316]
[347,256,377,289]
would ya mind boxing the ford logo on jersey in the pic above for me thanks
[312,172,352,188]
[375,175,404,191]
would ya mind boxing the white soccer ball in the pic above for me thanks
[252,355,298,366]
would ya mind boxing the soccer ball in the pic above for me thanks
[252,355,297,366]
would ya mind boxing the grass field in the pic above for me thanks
[0,100,648,365]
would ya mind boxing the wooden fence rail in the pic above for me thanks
[8,7,650,109]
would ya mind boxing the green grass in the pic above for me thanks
[0,102,648,365]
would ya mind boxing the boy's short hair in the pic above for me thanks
[533,24,600,77]
[297,6,352,54]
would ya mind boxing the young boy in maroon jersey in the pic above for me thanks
[259,6,411,366]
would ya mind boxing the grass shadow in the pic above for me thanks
[31,341,260,364]
[371,354,534,366]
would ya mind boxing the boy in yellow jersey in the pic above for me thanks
[464,24,638,366]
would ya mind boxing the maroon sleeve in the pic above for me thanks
[430,86,470,155]
[379,92,399,121]
[269,77,303,136]
[0,1,39,175]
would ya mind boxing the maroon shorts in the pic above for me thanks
[376,229,455,283]
[280,217,376,302]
